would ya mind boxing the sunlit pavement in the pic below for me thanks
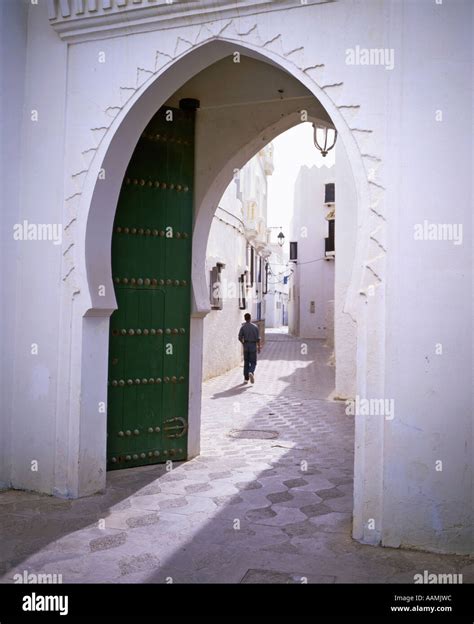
[0,332,472,583]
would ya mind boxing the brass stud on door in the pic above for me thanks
[118,431,124,437]
[148,451,153,457]
[141,378,147,384]
[127,379,133,386]
[131,228,137,235]
[150,329,156,335]
[130,278,136,285]
[111,457,117,463]
[140,453,146,459]
[118,379,125,386]
[153,450,160,457]
[132,454,138,460]
[148,378,154,384]
[125,455,131,461]
[155,377,162,384]
[165,328,171,335]
[133,429,139,435]
[135,378,141,385]
[174,280,180,286]
[125,430,131,436]
[128,329,135,335]
[164,377,170,383]
[171,376,177,383]
[148,427,154,433]
[111,380,118,387]
[121,329,127,335]
[154,427,160,433]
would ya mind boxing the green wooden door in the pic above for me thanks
[107,105,194,470]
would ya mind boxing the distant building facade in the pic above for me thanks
[288,165,335,341]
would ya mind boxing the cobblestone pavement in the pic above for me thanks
[0,331,472,583]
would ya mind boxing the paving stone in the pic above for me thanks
[118,553,160,576]
[267,491,293,504]
[282,478,308,489]
[245,507,277,522]
[89,532,127,552]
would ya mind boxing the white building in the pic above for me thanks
[0,0,472,556]
[264,239,289,329]
[203,146,273,380]
[288,164,335,341]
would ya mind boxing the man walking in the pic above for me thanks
[238,313,261,384]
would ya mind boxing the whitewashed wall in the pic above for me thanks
[288,165,335,340]
[202,184,246,380]
[334,141,357,399]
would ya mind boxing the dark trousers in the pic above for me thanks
[243,349,257,380]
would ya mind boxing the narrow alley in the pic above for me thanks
[0,333,471,584]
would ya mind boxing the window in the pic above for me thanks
[325,183,335,203]
[289,241,298,262]
[246,245,255,287]
[210,263,224,309]
[325,220,335,257]
[239,273,247,310]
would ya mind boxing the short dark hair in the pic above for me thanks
[244,313,251,321]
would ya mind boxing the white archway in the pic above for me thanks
[73,37,384,545]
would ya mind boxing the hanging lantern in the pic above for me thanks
[277,230,285,247]
[312,124,337,157]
